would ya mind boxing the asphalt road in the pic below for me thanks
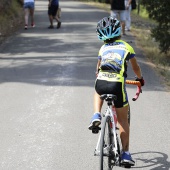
[0,0,170,170]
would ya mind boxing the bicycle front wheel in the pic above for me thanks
[100,115,113,170]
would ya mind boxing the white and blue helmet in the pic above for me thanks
[96,17,121,41]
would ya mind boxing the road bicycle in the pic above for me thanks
[92,80,142,170]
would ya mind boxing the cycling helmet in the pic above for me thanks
[96,17,121,41]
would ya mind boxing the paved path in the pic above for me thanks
[0,0,170,169]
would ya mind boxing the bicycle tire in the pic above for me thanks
[100,115,114,170]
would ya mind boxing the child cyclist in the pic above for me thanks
[88,16,144,166]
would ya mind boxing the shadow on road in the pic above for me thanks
[0,0,167,92]
[132,151,170,170]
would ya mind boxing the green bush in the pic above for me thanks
[141,0,170,54]
[0,0,23,43]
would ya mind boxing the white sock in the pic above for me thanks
[94,112,100,115]
[125,151,130,155]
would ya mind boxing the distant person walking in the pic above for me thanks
[23,0,35,30]
[110,0,126,35]
[48,0,61,29]
[110,0,131,35]
[125,0,132,31]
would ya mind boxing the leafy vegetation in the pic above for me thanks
[141,0,170,54]
[0,0,23,44]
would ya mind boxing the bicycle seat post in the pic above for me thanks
[107,100,112,106]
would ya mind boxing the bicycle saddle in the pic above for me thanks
[100,94,117,101]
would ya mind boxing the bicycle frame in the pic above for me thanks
[93,80,142,168]
[94,102,119,164]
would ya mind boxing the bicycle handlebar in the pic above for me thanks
[126,80,142,101]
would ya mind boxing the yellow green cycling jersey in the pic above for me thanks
[97,39,135,81]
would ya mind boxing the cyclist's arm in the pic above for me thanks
[96,59,101,75]
[130,57,143,79]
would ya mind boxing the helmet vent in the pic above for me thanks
[107,28,110,34]
[103,21,106,27]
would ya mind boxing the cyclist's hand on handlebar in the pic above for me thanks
[135,77,145,86]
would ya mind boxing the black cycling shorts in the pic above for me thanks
[95,79,128,108]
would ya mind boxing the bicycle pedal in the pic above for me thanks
[92,127,101,134]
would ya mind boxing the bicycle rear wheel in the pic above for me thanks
[100,115,114,170]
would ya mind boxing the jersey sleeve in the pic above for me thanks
[98,51,101,60]
[126,42,135,60]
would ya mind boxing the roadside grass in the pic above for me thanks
[133,28,170,86]
[135,5,149,18]
[0,0,23,44]
[76,0,170,89]
[131,10,170,88]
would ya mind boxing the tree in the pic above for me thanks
[141,0,170,54]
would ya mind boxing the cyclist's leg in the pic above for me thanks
[115,105,129,151]
[89,80,105,130]
[113,80,134,165]
[90,79,118,129]
[116,105,135,165]
[88,92,103,130]
[94,79,109,113]
[94,92,103,113]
